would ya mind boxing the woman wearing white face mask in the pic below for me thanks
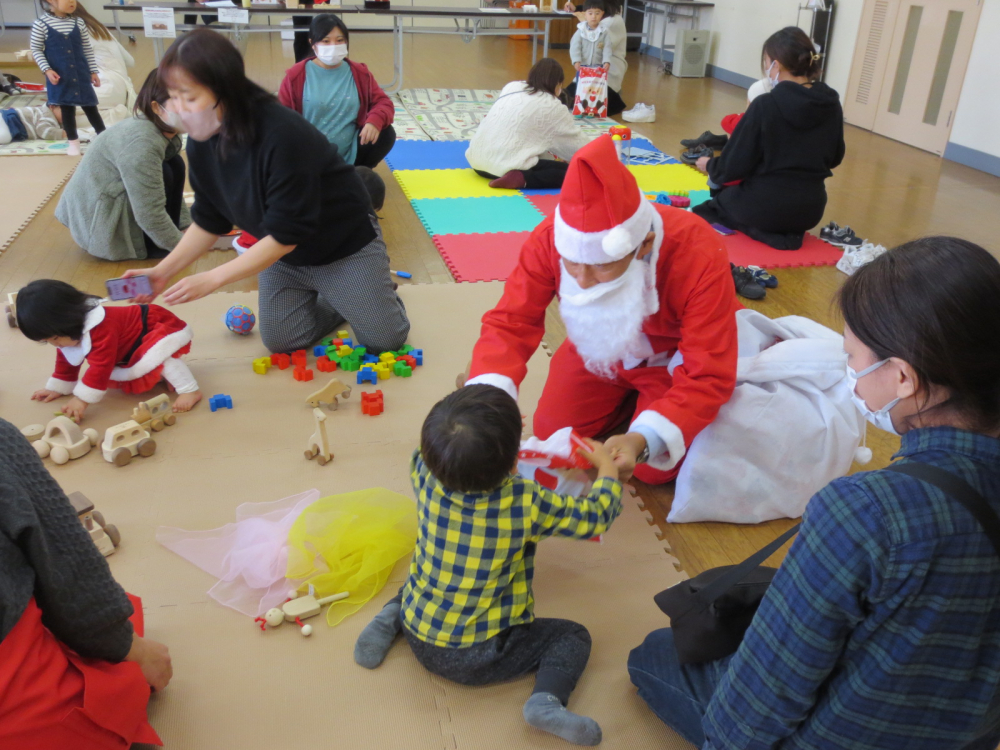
[278,14,395,171]
[630,236,1000,750]
[55,69,189,261]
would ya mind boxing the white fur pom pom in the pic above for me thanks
[602,225,634,259]
[854,446,873,465]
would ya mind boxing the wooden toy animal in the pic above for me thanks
[306,378,352,410]
[304,408,332,465]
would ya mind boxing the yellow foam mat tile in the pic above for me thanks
[627,164,709,195]
[393,168,497,200]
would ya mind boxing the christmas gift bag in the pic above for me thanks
[572,66,608,118]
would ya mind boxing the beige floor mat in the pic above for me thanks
[0,155,76,253]
[1,283,689,750]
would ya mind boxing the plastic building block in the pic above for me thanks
[332,338,343,347]
[272,353,291,370]
[306,378,352,409]
[313,345,327,357]
[393,361,413,377]
[253,356,272,375]
[379,352,396,364]
[316,355,337,373]
[411,349,423,366]
[292,350,308,367]
[398,354,417,369]
[670,195,691,208]
[340,358,361,372]
[209,394,233,412]
[353,346,367,358]
[374,363,391,380]
[321,337,334,347]
[326,346,339,360]
[337,330,349,338]
[293,366,314,382]
[357,369,378,385]
[341,338,353,348]
[398,344,414,355]
[361,390,384,416]
[362,354,380,364]
[337,345,353,357]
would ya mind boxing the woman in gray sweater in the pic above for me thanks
[56,69,189,261]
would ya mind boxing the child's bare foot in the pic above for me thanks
[173,391,202,412]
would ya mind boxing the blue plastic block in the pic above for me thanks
[362,354,380,364]
[341,338,353,348]
[313,345,327,357]
[411,349,423,366]
[357,370,378,385]
[209,394,233,412]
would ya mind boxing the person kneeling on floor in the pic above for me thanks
[355,385,624,746]
[461,135,739,485]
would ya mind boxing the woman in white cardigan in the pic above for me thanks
[466,58,589,190]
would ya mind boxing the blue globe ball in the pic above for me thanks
[225,304,256,335]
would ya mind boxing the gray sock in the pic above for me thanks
[523,692,602,746]
[354,600,402,669]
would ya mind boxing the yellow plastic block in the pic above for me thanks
[337,330,350,338]
[379,352,396,363]
[376,366,391,381]
[361,363,375,371]
[337,345,353,357]
[252,356,271,375]
[393,169,496,200]
[627,164,709,195]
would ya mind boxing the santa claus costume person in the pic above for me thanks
[465,136,739,484]
[17,279,201,422]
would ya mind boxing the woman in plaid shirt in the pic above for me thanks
[355,384,624,746]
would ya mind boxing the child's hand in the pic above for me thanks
[91,73,101,87]
[61,397,88,423]
[45,70,60,85]
[603,62,611,70]
[32,388,66,403]
[577,438,617,479]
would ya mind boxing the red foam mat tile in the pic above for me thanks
[723,231,843,269]
[433,232,531,282]
[524,193,561,219]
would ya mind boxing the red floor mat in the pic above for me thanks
[525,193,561,219]
[724,231,843,269]
[433,232,531,282]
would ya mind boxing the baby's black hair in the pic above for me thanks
[420,384,523,494]
[16,279,101,342]
[583,0,605,12]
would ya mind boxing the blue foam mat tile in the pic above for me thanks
[518,188,562,196]
[410,196,545,235]
[384,140,472,171]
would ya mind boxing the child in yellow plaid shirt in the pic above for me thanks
[355,384,623,746]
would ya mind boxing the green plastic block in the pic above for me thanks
[393,362,413,377]
[354,346,367,358]
[340,357,361,372]
[399,344,414,354]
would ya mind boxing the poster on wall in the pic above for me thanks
[142,7,176,38]
[217,6,250,23]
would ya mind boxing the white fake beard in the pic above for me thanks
[558,256,659,379]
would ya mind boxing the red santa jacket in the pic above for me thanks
[47,304,193,404]
[468,204,739,473]
[277,58,395,133]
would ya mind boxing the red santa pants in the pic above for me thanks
[532,341,681,485]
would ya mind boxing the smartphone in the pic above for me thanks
[105,275,152,301]
[710,223,736,236]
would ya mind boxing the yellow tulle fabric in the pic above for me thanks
[285,488,417,626]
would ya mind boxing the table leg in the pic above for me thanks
[112,7,121,37]
[543,18,550,57]
[384,14,403,93]
[659,3,668,62]
[531,20,538,64]
[154,36,164,64]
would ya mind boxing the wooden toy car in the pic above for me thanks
[68,491,120,557]
[131,393,176,432]
[32,416,100,465]
[101,420,156,466]
[5,292,17,328]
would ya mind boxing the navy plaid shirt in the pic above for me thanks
[704,427,1000,749]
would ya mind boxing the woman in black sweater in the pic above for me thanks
[0,419,171,746]
[124,29,409,355]
[693,27,845,250]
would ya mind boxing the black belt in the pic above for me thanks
[118,304,149,367]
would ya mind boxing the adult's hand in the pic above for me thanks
[695,156,710,173]
[603,431,648,482]
[122,268,169,303]
[127,635,173,692]
[359,123,380,146]
[162,270,222,306]
[563,0,575,10]
[45,70,60,85]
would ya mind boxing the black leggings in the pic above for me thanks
[563,81,627,117]
[354,124,397,169]
[143,154,186,258]
[475,159,570,190]
[61,105,104,142]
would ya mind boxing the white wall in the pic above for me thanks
[949,0,1000,158]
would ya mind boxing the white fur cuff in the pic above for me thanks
[465,373,518,402]
[630,409,686,472]
[73,382,107,404]
[45,377,76,395]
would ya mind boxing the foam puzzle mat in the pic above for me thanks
[412,195,545,235]
[0,155,77,253]
[394,168,500,200]
[434,232,532,282]
[724,230,844,269]
[0,283,690,750]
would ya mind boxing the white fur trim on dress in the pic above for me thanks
[74,382,107,404]
[109,326,193,383]
[630,409,686,472]
[465,373,519,402]
[45,377,76,395]
[554,193,658,264]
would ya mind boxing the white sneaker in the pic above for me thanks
[836,241,887,276]
[623,103,656,123]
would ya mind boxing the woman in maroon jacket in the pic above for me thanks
[278,13,395,169]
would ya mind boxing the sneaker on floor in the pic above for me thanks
[622,103,656,123]
[732,263,766,300]
[748,265,778,288]
[680,144,714,165]
[820,222,863,248]
[680,130,728,150]
[488,170,527,190]
[836,241,887,276]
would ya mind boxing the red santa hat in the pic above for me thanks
[554,135,657,264]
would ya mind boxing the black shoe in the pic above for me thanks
[731,263,766,300]
[680,130,729,150]
[680,144,714,165]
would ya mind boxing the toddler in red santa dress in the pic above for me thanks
[17,279,201,422]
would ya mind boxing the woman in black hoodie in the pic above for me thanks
[693,27,845,250]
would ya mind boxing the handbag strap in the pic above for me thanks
[886,461,1000,559]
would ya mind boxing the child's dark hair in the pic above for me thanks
[310,13,350,47]
[355,166,385,212]
[583,0,605,11]
[134,69,170,133]
[526,58,565,97]
[837,236,1000,433]
[762,26,822,80]
[421,384,522,493]
[16,280,101,342]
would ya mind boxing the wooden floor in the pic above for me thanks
[3,26,999,575]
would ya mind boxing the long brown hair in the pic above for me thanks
[526,58,565,97]
[838,236,1000,433]
[73,2,113,41]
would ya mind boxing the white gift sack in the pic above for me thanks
[668,309,865,524]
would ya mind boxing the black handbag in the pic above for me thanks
[654,460,1000,665]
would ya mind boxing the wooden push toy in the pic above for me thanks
[305,378,352,410]
[305,408,333,465]
[21,423,45,441]
[68,491,120,557]
[101,420,157,466]
[131,394,176,432]
[32,416,100,465]
[255,590,350,636]
[5,292,17,328]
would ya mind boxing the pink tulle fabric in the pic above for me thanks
[156,490,320,618]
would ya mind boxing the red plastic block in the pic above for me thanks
[292,350,308,367]
[399,354,417,369]
[361,390,384,416]
[316,356,337,373]
[272,353,291,370]
[293,366,314,382]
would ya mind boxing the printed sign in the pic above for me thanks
[142,7,176,38]
[218,6,250,22]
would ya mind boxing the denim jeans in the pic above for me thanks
[627,628,731,748]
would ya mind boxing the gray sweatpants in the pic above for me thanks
[257,218,410,355]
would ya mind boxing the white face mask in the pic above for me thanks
[315,43,348,66]
[173,102,222,142]
[766,60,780,89]
[158,106,185,133]
[846,359,901,436]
